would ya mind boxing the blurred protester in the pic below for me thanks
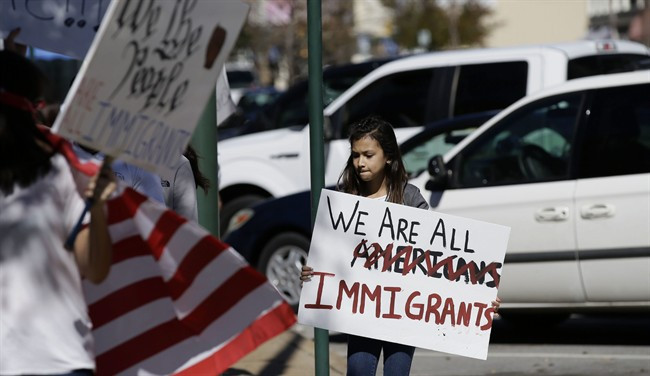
[0,49,116,376]
[161,145,211,221]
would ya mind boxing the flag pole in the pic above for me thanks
[307,0,329,375]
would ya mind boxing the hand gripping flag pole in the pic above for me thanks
[64,156,114,251]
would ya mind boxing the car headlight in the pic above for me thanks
[226,208,255,234]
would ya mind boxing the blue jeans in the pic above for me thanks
[346,335,415,376]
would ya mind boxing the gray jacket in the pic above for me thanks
[404,183,429,210]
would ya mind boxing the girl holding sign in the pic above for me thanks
[301,116,500,375]
[0,49,116,376]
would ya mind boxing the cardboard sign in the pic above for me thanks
[298,189,510,360]
[0,0,111,59]
[52,0,248,176]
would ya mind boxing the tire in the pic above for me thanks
[220,194,265,235]
[257,232,310,311]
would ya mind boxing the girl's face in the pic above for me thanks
[351,136,389,184]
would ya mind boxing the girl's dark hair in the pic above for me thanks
[0,50,52,195]
[337,116,408,204]
[183,144,210,193]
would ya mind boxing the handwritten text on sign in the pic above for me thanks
[0,0,110,58]
[297,189,510,360]
[52,0,248,176]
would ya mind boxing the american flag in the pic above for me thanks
[44,128,297,375]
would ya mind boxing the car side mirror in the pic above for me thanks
[425,154,449,191]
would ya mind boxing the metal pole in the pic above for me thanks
[191,91,220,238]
[307,0,329,375]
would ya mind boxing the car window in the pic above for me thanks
[568,54,650,80]
[453,62,528,117]
[578,83,650,178]
[227,70,256,89]
[276,90,310,128]
[270,69,377,130]
[340,69,437,137]
[237,89,280,121]
[403,127,476,178]
[323,75,367,106]
[454,94,582,188]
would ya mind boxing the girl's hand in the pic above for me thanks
[85,159,116,205]
[491,296,502,317]
[300,265,313,283]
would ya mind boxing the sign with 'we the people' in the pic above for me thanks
[298,189,510,360]
[52,0,248,176]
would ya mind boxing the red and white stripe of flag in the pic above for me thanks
[84,188,296,375]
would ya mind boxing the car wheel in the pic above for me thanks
[220,194,265,235]
[257,232,310,310]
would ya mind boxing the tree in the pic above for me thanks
[391,0,448,50]
[457,0,495,46]
[387,0,495,51]
[232,0,495,86]
[233,0,356,86]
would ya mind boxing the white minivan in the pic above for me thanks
[218,40,650,230]
[408,70,650,318]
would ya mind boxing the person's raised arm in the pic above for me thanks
[74,161,116,283]
[3,28,27,56]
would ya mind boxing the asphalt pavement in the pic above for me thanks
[224,314,650,375]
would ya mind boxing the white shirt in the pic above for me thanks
[111,160,165,204]
[72,144,165,204]
[0,155,95,374]
[160,155,198,221]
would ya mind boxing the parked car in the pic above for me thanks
[409,69,650,321]
[217,40,650,236]
[223,111,501,308]
[218,57,396,141]
[234,86,282,122]
[226,65,258,104]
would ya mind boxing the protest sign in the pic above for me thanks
[0,0,110,59]
[52,0,248,176]
[298,189,510,360]
[216,68,236,126]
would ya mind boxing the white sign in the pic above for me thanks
[0,0,111,59]
[298,189,510,360]
[52,0,249,176]
[216,68,236,126]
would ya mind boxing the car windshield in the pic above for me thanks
[403,127,477,178]
[401,111,499,178]
[257,60,394,131]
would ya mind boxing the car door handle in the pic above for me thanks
[581,204,615,219]
[270,153,299,159]
[535,207,569,222]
